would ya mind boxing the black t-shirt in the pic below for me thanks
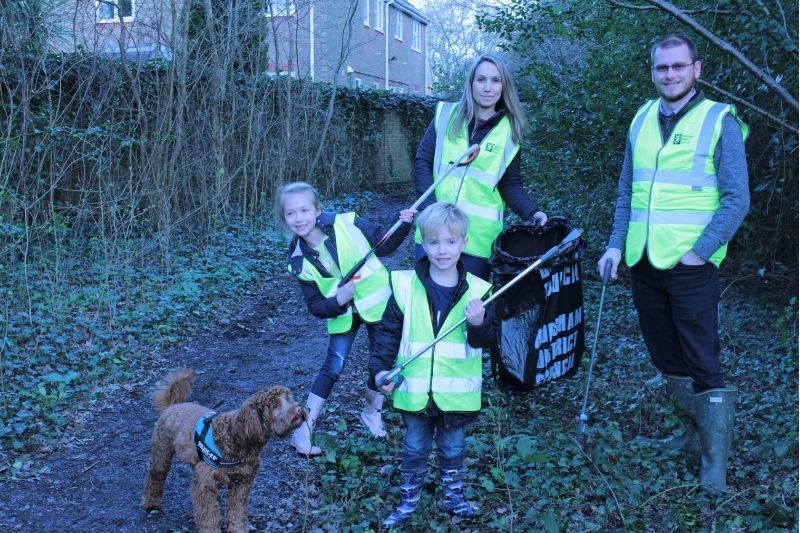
[428,279,457,334]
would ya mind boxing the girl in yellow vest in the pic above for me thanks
[413,53,548,280]
[370,202,495,527]
[278,182,415,456]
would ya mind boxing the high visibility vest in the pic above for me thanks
[291,213,391,333]
[414,101,519,259]
[390,270,491,413]
[625,98,748,269]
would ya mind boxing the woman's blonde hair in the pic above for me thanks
[274,181,321,227]
[417,202,469,240]
[448,52,528,145]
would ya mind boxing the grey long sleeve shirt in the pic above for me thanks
[607,95,750,262]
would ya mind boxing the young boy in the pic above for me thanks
[369,202,495,528]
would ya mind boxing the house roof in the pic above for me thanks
[392,0,429,24]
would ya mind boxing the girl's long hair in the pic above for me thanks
[448,53,528,145]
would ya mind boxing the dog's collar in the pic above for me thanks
[194,412,242,468]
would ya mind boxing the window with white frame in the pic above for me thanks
[97,0,134,22]
[363,0,370,26]
[265,0,296,17]
[374,0,384,31]
[354,78,362,88]
[372,82,380,90]
[394,9,403,39]
[412,20,421,51]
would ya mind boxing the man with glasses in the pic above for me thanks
[597,34,749,494]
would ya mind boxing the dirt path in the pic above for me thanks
[0,193,414,532]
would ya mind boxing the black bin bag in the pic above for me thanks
[488,217,585,390]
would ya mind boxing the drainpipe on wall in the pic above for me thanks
[309,4,315,80]
[384,0,395,90]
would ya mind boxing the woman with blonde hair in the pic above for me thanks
[413,52,547,280]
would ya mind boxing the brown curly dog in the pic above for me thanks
[141,369,307,533]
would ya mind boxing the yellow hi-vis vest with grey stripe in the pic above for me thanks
[626,98,748,269]
[413,101,519,259]
[292,213,391,334]
[390,270,491,413]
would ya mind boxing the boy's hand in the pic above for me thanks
[336,281,355,305]
[465,299,485,326]
[375,371,395,393]
[399,209,417,224]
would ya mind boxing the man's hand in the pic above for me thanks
[597,248,622,280]
[679,250,706,265]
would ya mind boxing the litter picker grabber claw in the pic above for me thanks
[338,144,480,287]
[376,228,584,389]
[577,257,613,439]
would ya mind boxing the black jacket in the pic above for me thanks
[414,104,540,218]
[287,211,411,320]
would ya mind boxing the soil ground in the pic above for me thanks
[0,193,415,532]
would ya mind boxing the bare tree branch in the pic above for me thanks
[696,79,798,134]
[637,0,798,112]
[606,0,736,15]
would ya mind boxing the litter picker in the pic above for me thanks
[376,228,584,388]
[577,257,613,439]
[338,144,480,287]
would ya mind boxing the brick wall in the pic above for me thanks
[375,110,414,185]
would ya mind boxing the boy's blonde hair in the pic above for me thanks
[417,202,469,240]
[275,181,321,226]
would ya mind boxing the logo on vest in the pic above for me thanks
[672,133,693,145]
[485,143,500,153]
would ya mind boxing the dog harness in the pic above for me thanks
[194,412,241,468]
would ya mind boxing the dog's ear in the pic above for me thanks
[233,389,280,444]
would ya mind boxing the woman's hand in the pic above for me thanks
[399,209,417,224]
[531,211,548,226]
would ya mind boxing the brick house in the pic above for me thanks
[267,0,430,94]
[47,1,429,93]
[47,1,174,60]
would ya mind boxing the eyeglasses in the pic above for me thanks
[652,61,697,74]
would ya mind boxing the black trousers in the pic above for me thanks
[630,260,724,393]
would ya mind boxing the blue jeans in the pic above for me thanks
[400,411,465,472]
[630,260,723,392]
[310,315,379,399]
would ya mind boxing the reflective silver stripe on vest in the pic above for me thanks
[357,284,392,312]
[501,130,516,169]
[464,166,500,186]
[632,168,718,187]
[401,375,482,394]
[456,200,504,221]
[434,102,458,174]
[630,209,714,225]
[407,340,468,359]
[629,100,659,144]
[693,102,729,174]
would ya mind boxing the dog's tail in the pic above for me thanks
[152,368,196,413]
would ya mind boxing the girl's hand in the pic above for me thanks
[336,281,355,306]
[399,209,417,223]
[375,371,395,393]
[465,298,485,326]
